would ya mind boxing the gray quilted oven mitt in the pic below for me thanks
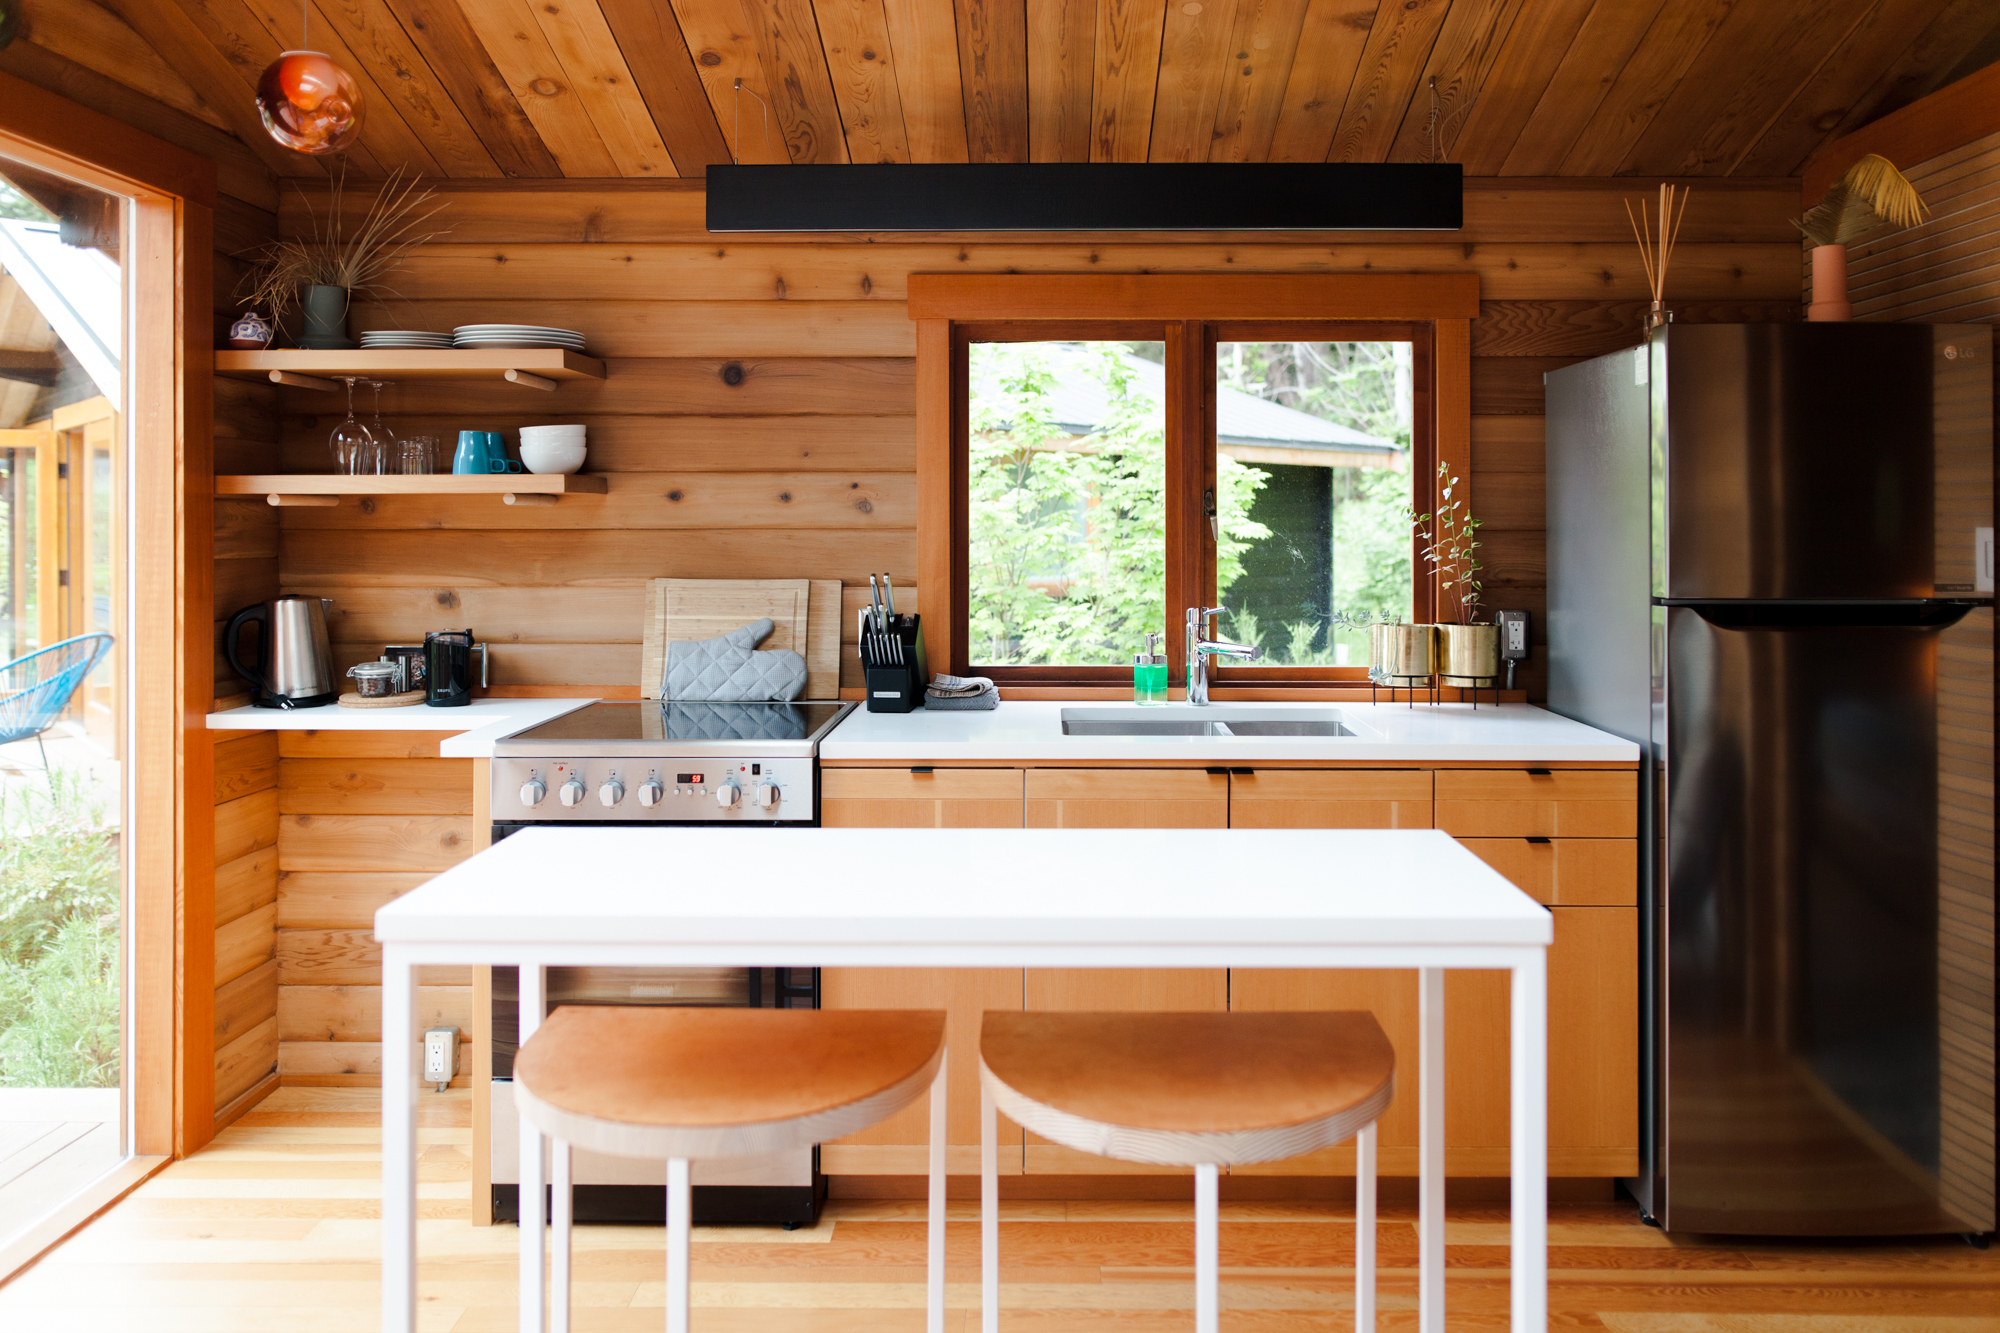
[663,618,808,701]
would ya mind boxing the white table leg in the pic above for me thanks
[927,1049,947,1333]
[981,1075,998,1333]
[1419,965,1445,1333]
[667,1157,691,1333]
[1511,949,1549,1332]
[518,965,546,1333]
[380,947,417,1333]
[550,1140,571,1333]
[1194,1162,1219,1333]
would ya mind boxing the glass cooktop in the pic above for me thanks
[496,701,853,752]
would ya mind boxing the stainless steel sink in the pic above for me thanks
[1059,707,1357,738]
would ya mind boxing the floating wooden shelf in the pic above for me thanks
[215,474,608,506]
[214,348,606,391]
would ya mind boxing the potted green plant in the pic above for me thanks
[1795,154,1927,321]
[236,168,447,350]
[1419,462,1496,684]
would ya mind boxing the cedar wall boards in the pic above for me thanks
[239,177,1805,1089]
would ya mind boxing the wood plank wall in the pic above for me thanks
[272,178,1803,708]
[1847,127,1999,1235]
[273,730,476,1086]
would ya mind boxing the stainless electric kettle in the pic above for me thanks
[225,595,337,708]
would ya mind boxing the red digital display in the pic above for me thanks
[676,773,704,785]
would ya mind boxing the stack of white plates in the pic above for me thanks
[452,324,587,351]
[360,330,453,349]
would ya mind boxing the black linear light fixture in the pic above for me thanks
[705,164,1463,233]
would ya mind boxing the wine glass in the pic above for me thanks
[329,376,376,475]
[368,380,397,475]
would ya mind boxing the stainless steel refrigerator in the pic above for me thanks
[1547,323,1995,1237]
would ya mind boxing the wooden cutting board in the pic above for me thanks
[639,578,841,700]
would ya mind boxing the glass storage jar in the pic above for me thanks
[346,660,400,698]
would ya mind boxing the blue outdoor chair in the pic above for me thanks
[0,633,115,778]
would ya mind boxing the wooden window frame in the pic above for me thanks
[911,274,1478,693]
[0,70,217,1201]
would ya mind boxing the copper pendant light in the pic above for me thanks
[255,3,364,155]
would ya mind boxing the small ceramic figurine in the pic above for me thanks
[228,310,275,350]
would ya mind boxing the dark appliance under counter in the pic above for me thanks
[484,699,855,1228]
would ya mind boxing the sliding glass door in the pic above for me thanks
[0,153,130,1251]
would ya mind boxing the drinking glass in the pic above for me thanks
[399,435,436,475]
[329,377,376,475]
[368,380,398,475]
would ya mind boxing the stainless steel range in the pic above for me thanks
[491,699,854,823]
[486,699,854,1228]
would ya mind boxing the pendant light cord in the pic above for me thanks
[731,78,772,164]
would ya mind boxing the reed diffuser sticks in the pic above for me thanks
[1625,183,1689,332]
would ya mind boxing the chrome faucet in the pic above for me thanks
[1185,606,1260,705]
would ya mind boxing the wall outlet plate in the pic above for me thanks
[1495,609,1531,660]
[423,1026,460,1091]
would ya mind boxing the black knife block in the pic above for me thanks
[860,613,928,712]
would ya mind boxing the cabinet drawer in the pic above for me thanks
[821,768,1023,828]
[1026,769,1228,828]
[1458,838,1638,906]
[1435,769,1636,837]
[1229,769,1433,829]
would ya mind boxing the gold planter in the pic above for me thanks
[1439,622,1500,682]
[1371,623,1436,680]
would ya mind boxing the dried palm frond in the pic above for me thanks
[235,165,448,328]
[1794,153,1927,247]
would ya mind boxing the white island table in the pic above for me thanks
[376,825,1554,1333]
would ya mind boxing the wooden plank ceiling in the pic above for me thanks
[18,0,2000,181]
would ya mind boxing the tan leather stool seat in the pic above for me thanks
[515,1006,948,1161]
[980,1011,1395,1167]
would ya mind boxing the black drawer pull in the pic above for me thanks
[1525,768,1553,776]
[1205,767,1230,775]
[1526,836,1552,844]
[1231,767,1254,775]
[910,766,934,774]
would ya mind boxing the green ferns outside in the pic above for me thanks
[0,771,121,1088]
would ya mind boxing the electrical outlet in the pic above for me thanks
[1496,609,1531,660]
[423,1026,460,1092]
[1977,527,1994,594]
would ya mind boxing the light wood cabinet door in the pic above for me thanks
[1229,769,1433,828]
[1020,967,1228,1175]
[1231,905,1638,1178]
[819,967,1025,1176]
[1025,768,1228,827]
[1457,838,1638,905]
[821,767,1024,828]
[1434,769,1637,838]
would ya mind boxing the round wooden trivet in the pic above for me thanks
[337,689,428,708]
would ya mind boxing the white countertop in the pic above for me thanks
[376,825,1553,955]
[205,696,597,757]
[819,699,1638,763]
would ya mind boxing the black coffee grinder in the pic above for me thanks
[425,629,488,707]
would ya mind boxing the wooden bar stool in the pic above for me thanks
[515,1006,950,1333]
[979,1011,1395,1333]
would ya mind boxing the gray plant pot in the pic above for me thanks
[299,284,353,350]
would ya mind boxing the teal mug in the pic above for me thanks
[452,430,491,475]
[486,458,523,473]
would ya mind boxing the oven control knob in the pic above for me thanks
[637,779,665,808]
[558,777,586,807]
[519,777,546,807]
[598,777,624,807]
[753,781,780,809]
[715,778,742,808]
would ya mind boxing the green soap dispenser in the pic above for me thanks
[1133,633,1168,705]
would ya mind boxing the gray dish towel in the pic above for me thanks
[925,672,998,711]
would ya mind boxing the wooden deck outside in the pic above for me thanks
[0,1087,1995,1330]
[0,1089,120,1254]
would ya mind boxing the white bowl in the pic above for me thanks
[520,441,587,475]
[520,424,586,438]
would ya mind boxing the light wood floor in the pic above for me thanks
[0,1087,1994,1331]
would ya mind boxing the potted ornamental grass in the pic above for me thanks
[236,167,447,350]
